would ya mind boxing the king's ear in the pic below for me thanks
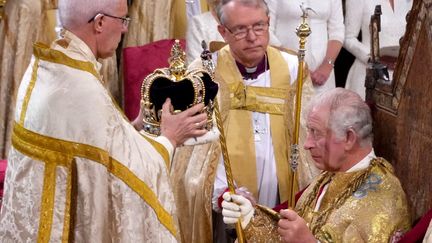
[344,127,358,150]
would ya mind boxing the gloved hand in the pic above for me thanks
[221,192,254,229]
[235,187,257,207]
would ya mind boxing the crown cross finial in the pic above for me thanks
[168,39,187,81]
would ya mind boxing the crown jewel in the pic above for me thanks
[140,40,218,136]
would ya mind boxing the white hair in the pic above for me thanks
[58,0,122,29]
[305,88,373,147]
[216,0,269,25]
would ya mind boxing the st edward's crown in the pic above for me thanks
[140,40,218,136]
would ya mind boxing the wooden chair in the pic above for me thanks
[365,0,432,238]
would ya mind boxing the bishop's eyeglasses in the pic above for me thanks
[223,21,269,40]
[87,13,131,28]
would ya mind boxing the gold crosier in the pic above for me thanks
[200,41,246,243]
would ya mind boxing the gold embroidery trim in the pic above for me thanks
[32,43,170,167]
[37,162,59,243]
[228,83,287,115]
[141,135,170,168]
[61,160,74,243]
[33,43,100,79]
[12,122,177,238]
[19,58,40,125]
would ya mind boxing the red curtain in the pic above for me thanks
[122,39,186,120]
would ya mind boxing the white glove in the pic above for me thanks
[221,192,254,229]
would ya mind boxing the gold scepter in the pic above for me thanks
[256,3,314,220]
[288,3,313,208]
[200,41,246,243]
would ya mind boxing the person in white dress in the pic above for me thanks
[186,0,223,64]
[268,0,345,94]
[344,0,413,99]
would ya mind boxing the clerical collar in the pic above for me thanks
[235,54,269,80]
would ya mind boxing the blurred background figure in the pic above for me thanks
[268,0,345,94]
[344,0,413,99]
[123,0,175,48]
[186,0,223,64]
[0,0,58,160]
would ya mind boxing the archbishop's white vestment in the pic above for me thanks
[0,30,179,242]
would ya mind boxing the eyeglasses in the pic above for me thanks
[223,21,269,40]
[87,13,131,28]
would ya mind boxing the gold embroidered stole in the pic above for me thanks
[216,45,293,202]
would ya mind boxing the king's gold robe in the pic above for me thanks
[244,157,411,243]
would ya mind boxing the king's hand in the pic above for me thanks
[278,209,316,243]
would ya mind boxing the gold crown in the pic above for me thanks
[140,40,218,136]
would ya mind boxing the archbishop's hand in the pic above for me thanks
[278,209,316,243]
[160,98,208,147]
[222,192,254,229]
[131,104,145,131]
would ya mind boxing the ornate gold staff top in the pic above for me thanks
[288,3,312,208]
[200,40,246,243]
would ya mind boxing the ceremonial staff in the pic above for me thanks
[254,4,314,220]
[200,41,245,243]
[288,4,312,208]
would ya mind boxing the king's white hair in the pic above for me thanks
[305,88,373,147]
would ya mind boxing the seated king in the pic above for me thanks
[221,88,411,243]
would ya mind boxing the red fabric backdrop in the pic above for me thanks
[123,39,186,120]
[0,159,7,200]
[399,208,432,243]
